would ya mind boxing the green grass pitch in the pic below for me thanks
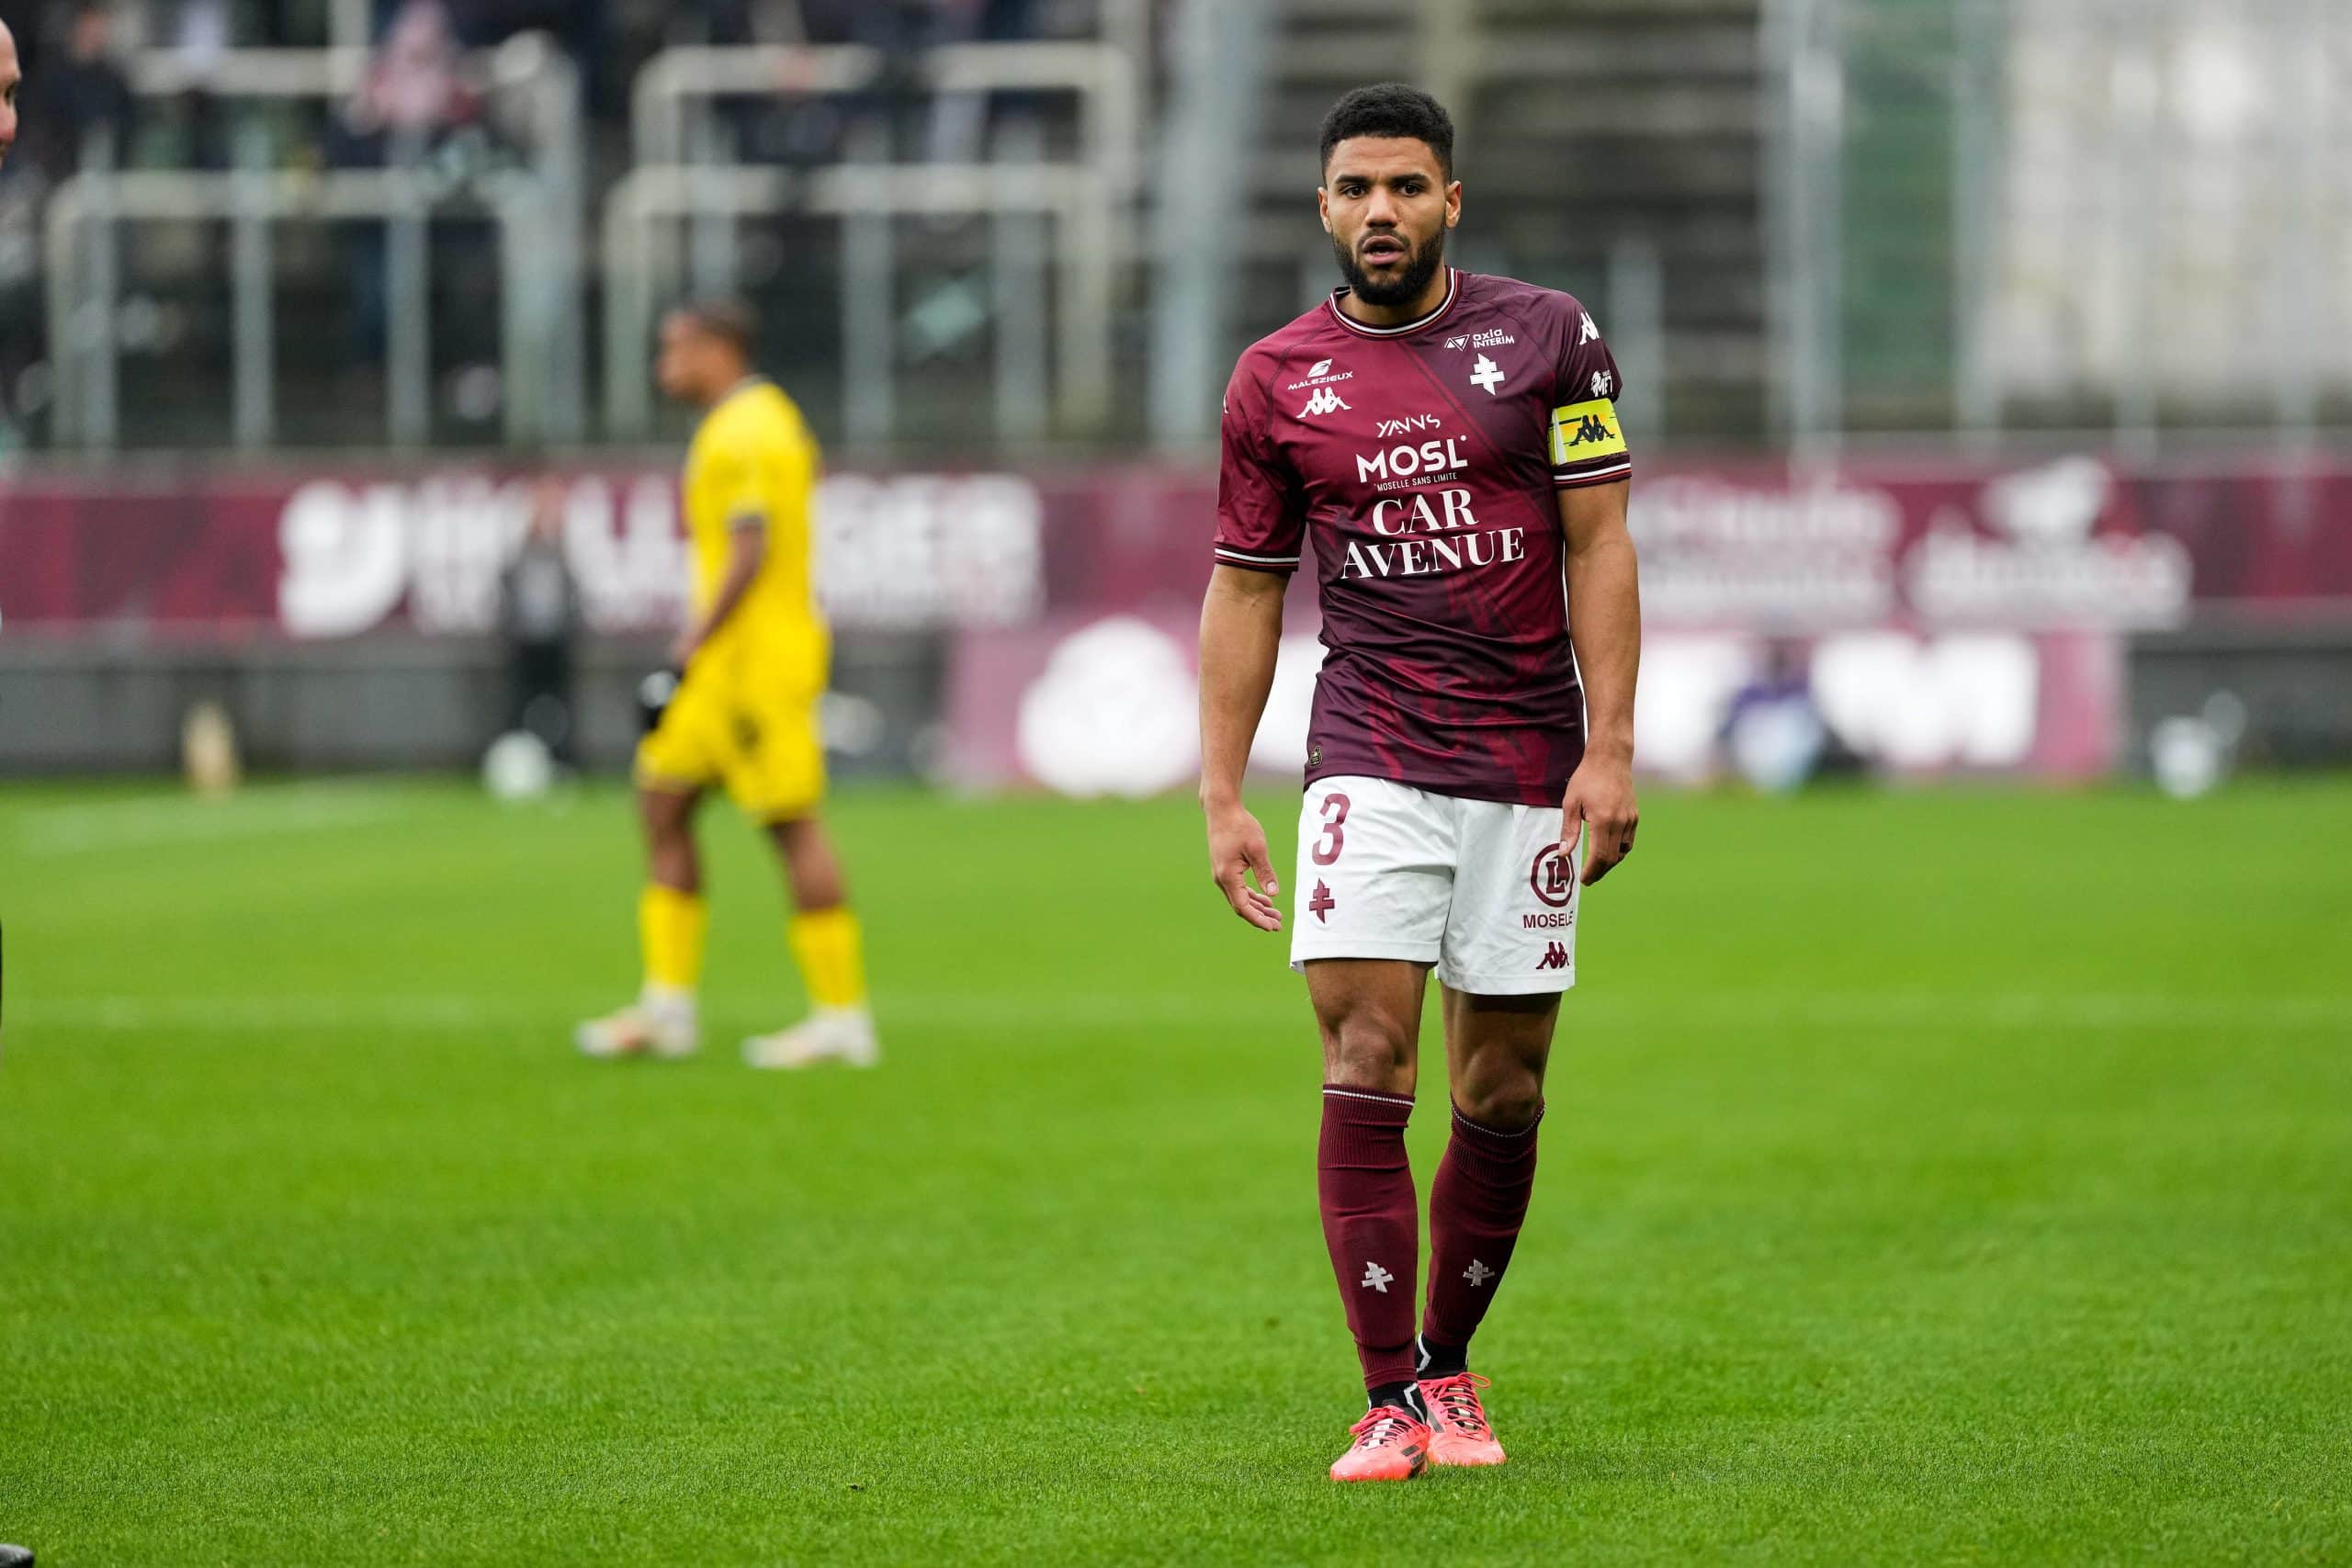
[2,777,2347,1564]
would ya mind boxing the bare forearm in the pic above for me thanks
[693,536,765,644]
[1197,570,1285,807]
[1567,529,1640,759]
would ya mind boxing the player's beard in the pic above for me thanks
[1334,227,1447,310]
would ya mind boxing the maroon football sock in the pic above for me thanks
[1420,1100,1544,1359]
[1317,1085,1419,1391]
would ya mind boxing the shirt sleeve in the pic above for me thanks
[1548,300,1633,490]
[767,421,817,546]
[707,420,777,532]
[1211,360,1305,573]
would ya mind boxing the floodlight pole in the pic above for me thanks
[1765,0,1845,472]
[992,119,1052,445]
[232,119,277,449]
[1951,0,2005,446]
[1146,0,1269,450]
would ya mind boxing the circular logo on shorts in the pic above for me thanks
[1530,842,1577,908]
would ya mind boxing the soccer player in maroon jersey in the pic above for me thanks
[1197,84,1643,1482]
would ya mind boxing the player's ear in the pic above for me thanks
[1445,181,1462,228]
[1317,185,1332,233]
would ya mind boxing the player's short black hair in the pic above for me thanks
[1318,84,1455,181]
[671,295,759,357]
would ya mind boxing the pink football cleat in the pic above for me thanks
[1329,1404,1432,1483]
[1419,1371,1507,1467]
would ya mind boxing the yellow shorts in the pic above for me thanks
[635,654,826,821]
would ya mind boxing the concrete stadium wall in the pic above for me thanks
[2128,622,2352,771]
[0,636,943,778]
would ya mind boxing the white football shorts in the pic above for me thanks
[1287,774,1582,995]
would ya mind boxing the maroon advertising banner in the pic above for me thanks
[3,452,2348,783]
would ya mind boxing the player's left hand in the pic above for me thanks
[1562,751,1639,886]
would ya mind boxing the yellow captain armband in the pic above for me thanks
[1548,399,1627,467]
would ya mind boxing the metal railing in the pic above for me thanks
[45,160,555,449]
[631,41,1140,200]
[602,156,1114,445]
[125,45,368,98]
[606,39,1141,445]
[48,34,586,448]
[121,32,582,206]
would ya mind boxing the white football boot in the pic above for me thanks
[741,1007,879,1070]
[575,990,699,1060]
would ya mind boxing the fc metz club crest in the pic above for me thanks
[1530,844,1576,908]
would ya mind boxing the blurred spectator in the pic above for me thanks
[28,3,132,177]
[1721,642,1834,794]
[447,1,613,115]
[329,0,481,359]
[345,0,478,142]
[924,0,1039,166]
[157,0,232,170]
[774,0,1038,164]
[170,0,231,68]
[500,479,582,765]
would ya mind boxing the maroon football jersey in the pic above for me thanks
[1214,268,1632,807]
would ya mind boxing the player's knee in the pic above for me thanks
[1321,1013,1416,1089]
[1454,1065,1543,1130]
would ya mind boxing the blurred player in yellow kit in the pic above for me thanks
[576,299,877,1069]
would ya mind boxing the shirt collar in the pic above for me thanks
[1324,268,1461,339]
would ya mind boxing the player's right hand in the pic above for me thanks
[1205,805,1283,932]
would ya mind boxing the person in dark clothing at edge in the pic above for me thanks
[501,478,584,766]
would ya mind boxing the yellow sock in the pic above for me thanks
[788,907,869,1011]
[639,885,708,995]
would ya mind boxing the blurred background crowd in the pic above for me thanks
[0,0,2345,798]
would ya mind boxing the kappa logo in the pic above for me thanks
[1469,354,1507,396]
[1548,398,1627,467]
[1579,311,1602,344]
[1536,942,1571,972]
[1308,879,1337,923]
[1564,412,1613,448]
[1298,386,1352,419]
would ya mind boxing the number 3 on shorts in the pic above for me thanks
[1312,791,1351,866]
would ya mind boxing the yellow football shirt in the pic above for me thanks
[681,378,826,673]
